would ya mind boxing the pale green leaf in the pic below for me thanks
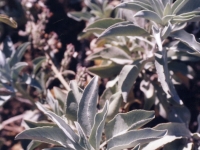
[46,90,62,115]
[149,0,164,17]
[99,84,117,109]
[69,80,83,103]
[15,127,69,147]
[176,0,200,15]
[143,123,191,150]
[86,46,133,65]
[155,50,183,105]
[134,10,163,24]
[77,76,98,136]
[36,103,79,143]
[89,101,108,150]
[105,110,155,140]
[98,21,149,39]
[88,62,123,78]
[163,2,172,16]
[171,30,200,53]
[9,42,30,67]
[85,18,124,34]
[11,62,28,82]
[161,22,172,39]
[106,92,122,122]
[32,56,46,75]
[53,87,67,108]
[24,120,56,128]
[65,90,79,121]
[75,122,93,150]
[118,60,145,102]
[172,0,188,14]
[115,1,153,12]
[107,129,167,150]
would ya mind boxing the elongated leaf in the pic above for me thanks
[86,47,133,65]
[67,12,93,21]
[107,128,167,150]
[11,62,28,81]
[65,90,78,121]
[24,120,57,128]
[15,127,69,147]
[118,60,145,102]
[46,90,61,115]
[85,18,124,34]
[78,76,98,136]
[176,0,200,14]
[98,21,149,39]
[171,30,200,53]
[69,80,83,102]
[99,84,117,109]
[161,22,172,39]
[88,62,123,78]
[32,56,46,75]
[143,123,191,150]
[89,101,108,150]
[163,2,172,16]
[53,87,67,108]
[105,110,155,140]
[107,92,122,122]
[149,0,164,17]
[155,49,183,105]
[36,103,79,143]
[0,14,17,28]
[75,122,93,150]
[115,1,153,12]
[134,10,163,24]
[172,0,188,14]
[9,42,30,67]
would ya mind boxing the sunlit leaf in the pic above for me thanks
[98,21,149,39]
[15,127,69,147]
[105,110,155,140]
[77,76,98,136]
[143,123,191,150]
[118,60,145,102]
[89,101,108,150]
[107,128,167,150]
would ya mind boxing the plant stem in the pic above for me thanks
[45,52,70,91]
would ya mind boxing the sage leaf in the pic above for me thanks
[98,21,149,39]
[105,110,155,140]
[78,76,98,136]
[89,101,108,150]
[15,127,69,147]
[143,123,191,150]
[118,60,145,102]
[107,128,167,150]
